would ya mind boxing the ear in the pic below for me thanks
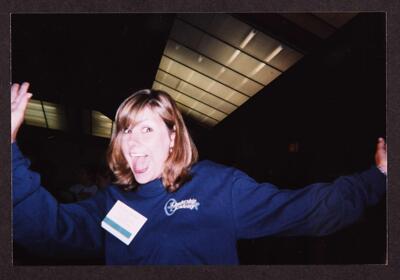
[170,126,176,148]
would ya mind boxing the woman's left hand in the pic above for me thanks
[375,138,387,175]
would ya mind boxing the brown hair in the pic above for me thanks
[107,89,198,192]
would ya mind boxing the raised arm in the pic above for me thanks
[232,139,386,239]
[11,82,105,259]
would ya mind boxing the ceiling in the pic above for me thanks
[12,13,357,137]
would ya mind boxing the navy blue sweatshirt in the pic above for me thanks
[12,143,386,264]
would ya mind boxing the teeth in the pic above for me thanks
[129,153,146,157]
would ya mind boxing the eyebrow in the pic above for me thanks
[130,118,153,128]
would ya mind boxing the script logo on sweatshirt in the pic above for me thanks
[164,198,200,216]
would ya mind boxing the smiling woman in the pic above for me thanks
[11,83,387,265]
[107,89,198,191]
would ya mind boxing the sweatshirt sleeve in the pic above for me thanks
[12,142,106,259]
[231,166,386,239]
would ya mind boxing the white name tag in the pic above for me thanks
[101,200,147,245]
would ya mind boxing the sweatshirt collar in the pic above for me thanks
[135,178,166,197]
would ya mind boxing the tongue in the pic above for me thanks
[133,156,149,172]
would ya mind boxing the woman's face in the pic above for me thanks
[121,107,175,184]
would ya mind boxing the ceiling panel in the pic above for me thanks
[149,13,356,125]
[42,101,66,130]
[25,99,66,130]
[92,110,113,138]
[156,70,237,114]
[268,47,303,71]
[155,82,219,127]
[154,81,226,121]
[14,13,360,134]
[152,14,312,127]
[170,21,281,88]
[159,56,248,106]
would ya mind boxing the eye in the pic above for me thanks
[142,126,153,133]
[123,128,132,134]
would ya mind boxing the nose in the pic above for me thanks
[126,132,143,147]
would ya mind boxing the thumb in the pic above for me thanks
[375,137,387,175]
[377,137,386,151]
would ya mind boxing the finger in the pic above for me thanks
[11,83,20,104]
[18,82,30,95]
[15,82,30,105]
[16,92,33,115]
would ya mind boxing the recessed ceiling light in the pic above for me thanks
[216,67,226,77]
[206,80,216,91]
[250,62,265,76]
[152,14,304,127]
[240,29,257,49]
[265,45,283,62]
[226,49,241,65]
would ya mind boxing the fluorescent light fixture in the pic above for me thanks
[239,77,249,87]
[206,80,216,91]
[176,80,182,90]
[25,100,46,127]
[186,70,194,81]
[240,29,257,49]
[176,92,183,100]
[265,45,283,62]
[206,109,216,119]
[92,110,113,138]
[250,62,265,76]
[225,91,234,100]
[165,59,173,72]
[25,99,66,130]
[178,80,187,91]
[152,15,307,127]
[217,67,226,77]
[226,49,240,65]
[42,101,66,130]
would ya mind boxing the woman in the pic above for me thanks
[11,82,387,265]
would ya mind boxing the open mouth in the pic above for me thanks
[129,153,149,174]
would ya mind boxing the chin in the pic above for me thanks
[135,177,151,184]
[134,173,156,185]
[133,168,162,185]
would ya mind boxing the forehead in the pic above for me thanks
[122,106,165,129]
[134,107,163,123]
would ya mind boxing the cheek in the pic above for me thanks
[151,136,170,162]
[120,141,128,156]
[120,141,131,163]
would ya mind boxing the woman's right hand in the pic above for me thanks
[11,82,32,143]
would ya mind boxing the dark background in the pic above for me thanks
[11,13,386,265]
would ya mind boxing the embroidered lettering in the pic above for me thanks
[164,198,200,216]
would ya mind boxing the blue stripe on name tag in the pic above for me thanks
[103,217,132,239]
